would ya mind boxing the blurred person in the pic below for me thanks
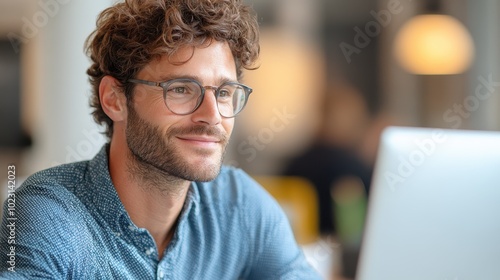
[283,82,373,236]
[284,83,373,279]
[0,0,320,279]
[357,112,397,168]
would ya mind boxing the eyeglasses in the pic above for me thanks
[128,78,252,118]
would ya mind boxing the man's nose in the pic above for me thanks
[190,88,221,125]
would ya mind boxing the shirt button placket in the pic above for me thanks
[157,268,165,280]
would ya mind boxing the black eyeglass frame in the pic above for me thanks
[128,78,253,118]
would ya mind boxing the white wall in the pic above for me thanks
[21,0,112,174]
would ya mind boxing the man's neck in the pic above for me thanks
[108,140,190,259]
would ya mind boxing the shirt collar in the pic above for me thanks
[87,145,129,231]
[86,145,201,233]
[184,181,201,217]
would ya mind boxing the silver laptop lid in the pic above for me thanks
[357,126,500,280]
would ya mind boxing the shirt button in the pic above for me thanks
[145,247,155,256]
[158,269,165,278]
[128,225,135,231]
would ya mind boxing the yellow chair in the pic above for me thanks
[252,175,319,244]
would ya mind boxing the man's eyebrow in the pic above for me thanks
[157,74,196,81]
[157,74,238,85]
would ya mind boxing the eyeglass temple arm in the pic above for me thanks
[128,79,161,87]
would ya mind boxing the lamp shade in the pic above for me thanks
[393,14,474,75]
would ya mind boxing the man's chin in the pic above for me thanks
[185,159,223,182]
[178,167,220,182]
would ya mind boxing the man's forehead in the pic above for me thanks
[139,41,237,80]
[160,39,231,65]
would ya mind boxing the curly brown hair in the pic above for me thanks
[85,0,260,139]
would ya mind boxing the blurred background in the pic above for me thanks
[1,0,499,279]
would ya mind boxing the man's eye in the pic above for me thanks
[171,87,187,94]
[219,89,232,98]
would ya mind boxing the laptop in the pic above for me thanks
[356,126,500,280]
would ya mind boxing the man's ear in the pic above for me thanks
[99,76,128,122]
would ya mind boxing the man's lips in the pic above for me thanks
[176,135,224,148]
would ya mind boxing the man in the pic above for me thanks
[0,0,320,279]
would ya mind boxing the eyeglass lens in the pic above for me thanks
[163,80,248,117]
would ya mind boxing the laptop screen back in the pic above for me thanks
[357,126,500,280]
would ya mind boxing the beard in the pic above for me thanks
[125,104,229,190]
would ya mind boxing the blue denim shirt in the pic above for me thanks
[0,146,320,279]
